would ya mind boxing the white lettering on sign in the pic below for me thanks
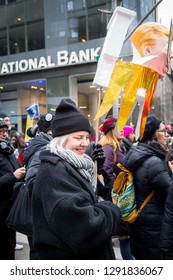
[0,47,101,75]
[57,50,68,65]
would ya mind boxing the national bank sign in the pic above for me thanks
[0,47,101,75]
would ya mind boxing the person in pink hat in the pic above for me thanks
[122,125,136,152]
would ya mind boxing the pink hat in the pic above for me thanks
[123,125,134,138]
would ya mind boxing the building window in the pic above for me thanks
[47,76,69,113]
[0,0,5,5]
[0,0,45,55]
[0,28,7,56]
[9,25,25,54]
[25,0,45,51]
[27,21,44,51]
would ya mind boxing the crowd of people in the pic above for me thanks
[1,98,173,260]
[0,17,173,260]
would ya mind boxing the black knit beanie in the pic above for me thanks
[37,113,54,133]
[0,112,9,119]
[140,114,162,142]
[0,118,8,129]
[52,98,91,137]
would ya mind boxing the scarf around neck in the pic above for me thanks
[53,145,97,192]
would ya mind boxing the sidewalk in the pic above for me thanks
[15,233,122,260]
[15,233,29,260]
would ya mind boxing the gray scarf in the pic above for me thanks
[53,145,96,192]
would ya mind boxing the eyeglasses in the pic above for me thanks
[0,128,8,134]
[157,129,168,134]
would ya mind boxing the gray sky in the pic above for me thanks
[158,0,173,28]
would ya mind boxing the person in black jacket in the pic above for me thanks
[24,113,53,259]
[123,114,172,260]
[0,118,26,259]
[160,161,173,259]
[32,98,121,260]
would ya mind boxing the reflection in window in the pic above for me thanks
[0,0,5,5]
[68,16,86,44]
[26,0,45,51]
[47,76,69,113]
[67,1,73,11]
[7,1,24,26]
[2,0,45,54]
[27,21,45,51]
[88,6,107,40]
[67,0,86,11]
[47,76,69,98]
[9,25,25,54]
[0,29,7,56]
[0,5,7,56]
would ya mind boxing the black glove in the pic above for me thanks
[92,144,106,174]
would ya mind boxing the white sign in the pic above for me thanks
[0,47,101,75]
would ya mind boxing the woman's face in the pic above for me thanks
[115,129,124,141]
[64,131,90,156]
[127,132,136,143]
[156,122,169,145]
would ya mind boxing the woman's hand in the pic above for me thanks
[13,167,26,180]
[168,161,173,174]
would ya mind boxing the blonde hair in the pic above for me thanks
[49,135,69,155]
[98,129,120,151]
[130,22,170,57]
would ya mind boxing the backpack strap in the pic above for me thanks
[138,190,155,214]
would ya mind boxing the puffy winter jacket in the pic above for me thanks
[123,142,172,260]
[160,182,173,259]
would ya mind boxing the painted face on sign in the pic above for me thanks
[130,22,173,79]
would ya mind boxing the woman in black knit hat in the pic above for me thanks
[123,114,173,260]
[32,98,121,260]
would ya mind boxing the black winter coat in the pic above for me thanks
[24,132,52,194]
[123,142,172,260]
[32,150,121,260]
[0,150,20,223]
[160,182,173,259]
[122,137,133,152]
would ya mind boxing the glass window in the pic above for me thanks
[25,0,44,22]
[68,16,86,44]
[67,0,85,11]
[8,0,20,3]
[7,1,24,26]
[88,5,108,40]
[27,21,45,51]
[25,0,45,51]
[0,5,6,28]
[0,5,7,56]
[44,0,68,48]
[47,77,69,113]
[9,24,25,54]
[0,0,5,5]
[0,29,7,56]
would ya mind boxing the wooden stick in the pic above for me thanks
[95,87,102,144]
[94,87,102,178]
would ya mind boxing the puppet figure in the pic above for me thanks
[94,15,173,139]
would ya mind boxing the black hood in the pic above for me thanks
[24,132,52,165]
[123,142,166,172]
